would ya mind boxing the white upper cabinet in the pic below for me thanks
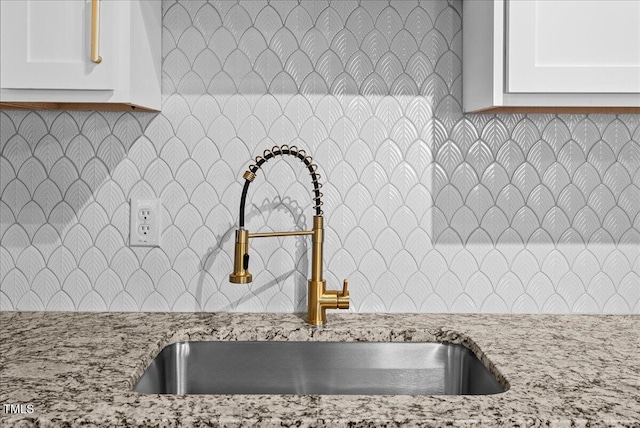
[2,0,115,91]
[463,0,640,113]
[507,1,640,94]
[0,0,161,111]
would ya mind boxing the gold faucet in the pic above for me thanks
[229,146,349,325]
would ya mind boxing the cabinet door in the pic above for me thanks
[507,0,640,93]
[1,0,115,90]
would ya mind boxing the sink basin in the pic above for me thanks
[134,341,505,395]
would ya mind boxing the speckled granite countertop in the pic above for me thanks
[0,312,638,427]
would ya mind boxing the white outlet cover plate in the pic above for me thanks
[130,198,161,247]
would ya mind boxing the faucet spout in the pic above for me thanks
[228,146,350,325]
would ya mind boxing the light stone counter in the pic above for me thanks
[1,312,638,427]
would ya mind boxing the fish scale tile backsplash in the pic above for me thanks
[1,0,638,313]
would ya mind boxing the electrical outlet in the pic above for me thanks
[130,198,161,247]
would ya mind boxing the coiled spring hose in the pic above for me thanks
[239,145,323,228]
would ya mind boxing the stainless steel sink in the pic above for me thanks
[133,341,505,395]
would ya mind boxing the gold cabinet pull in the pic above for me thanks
[91,0,102,63]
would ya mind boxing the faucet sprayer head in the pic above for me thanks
[229,228,252,284]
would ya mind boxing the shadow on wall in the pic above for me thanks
[163,0,640,249]
[1,111,156,244]
[430,114,640,246]
[0,110,156,309]
[196,196,309,312]
[162,1,457,97]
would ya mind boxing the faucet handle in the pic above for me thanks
[337,279,349,309]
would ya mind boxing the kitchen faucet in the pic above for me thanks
[229,145,349,325]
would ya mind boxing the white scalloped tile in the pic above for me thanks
[1,0,638,314]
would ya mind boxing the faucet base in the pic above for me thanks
[307,279,350,326]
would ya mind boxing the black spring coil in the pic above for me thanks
[239,145,323,228]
